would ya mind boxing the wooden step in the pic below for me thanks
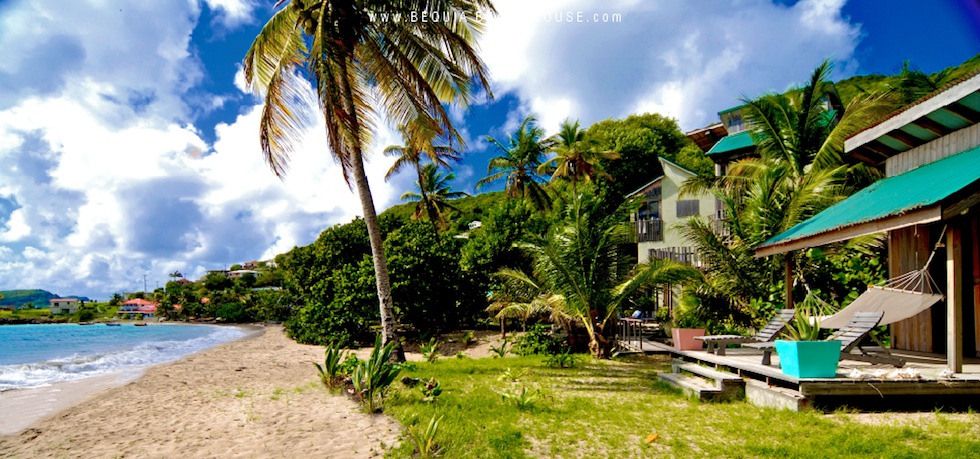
[660,360,745,402]
[658,372,724,401]
[672,360,744,384]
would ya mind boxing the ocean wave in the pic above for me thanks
[0,326,246,391]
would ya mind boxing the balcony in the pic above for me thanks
[633,219,663,242]
[649,246,703,269]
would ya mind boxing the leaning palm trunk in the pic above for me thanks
[350,146,403,361]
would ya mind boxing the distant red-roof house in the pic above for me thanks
[119,298,158,314]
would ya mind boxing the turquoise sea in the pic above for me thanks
[0,324,246,391]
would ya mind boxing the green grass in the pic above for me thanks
[381,354,980,458]
[0,308,53,319]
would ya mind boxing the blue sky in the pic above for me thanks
[0,0,977,299]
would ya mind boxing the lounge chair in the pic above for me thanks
[827,311,906,367]
[695,309,795,356]
[746,311,906,368]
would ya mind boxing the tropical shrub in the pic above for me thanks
[512,324,567,356]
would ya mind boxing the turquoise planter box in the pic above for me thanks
[774,340,842,378]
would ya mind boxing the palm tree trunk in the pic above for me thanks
[337,56,405,362]
[350,146,405,361]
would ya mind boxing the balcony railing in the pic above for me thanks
[633,219,663,242]
[649,246,703,269]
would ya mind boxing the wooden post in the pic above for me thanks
[972,215,980,358]
[947,223,963,373]
[785,253,794,309]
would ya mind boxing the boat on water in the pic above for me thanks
[105,323,122,327]
[134,323,148,327]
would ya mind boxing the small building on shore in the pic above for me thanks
[49,298,80,315]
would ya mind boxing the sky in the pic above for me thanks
[0,0,978,300]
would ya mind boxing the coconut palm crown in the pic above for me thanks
[477,115,555,210]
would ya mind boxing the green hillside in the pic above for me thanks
[835,52,980,105]
[0,289,57,309]
[381,190,506,233]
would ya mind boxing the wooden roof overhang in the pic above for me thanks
[845,72,980,166]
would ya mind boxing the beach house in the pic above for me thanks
[630,158,715,266]
[118,298,159,318]
[48,298,80,315]
[755,70,980,372]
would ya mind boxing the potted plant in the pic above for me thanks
[669,305,706,351]
[774,310,841,378]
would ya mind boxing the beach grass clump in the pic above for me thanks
[382,353,980,458]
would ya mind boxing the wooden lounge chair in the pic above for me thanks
[695,309,795,356]
[746,311,906,368]
[827,311,905,367]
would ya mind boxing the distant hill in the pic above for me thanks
[0,289,58,309]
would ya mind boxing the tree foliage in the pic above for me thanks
[494,185,700,358]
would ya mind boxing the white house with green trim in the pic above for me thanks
[629,158,715,266]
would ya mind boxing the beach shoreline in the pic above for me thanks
[0,324,402,458]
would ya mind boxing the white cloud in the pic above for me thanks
[482,0,861,133]
[204,0,257,28]
[0,0,401,299]
[0,0,867,299]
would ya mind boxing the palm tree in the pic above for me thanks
[244,0,494,359]
[477,115,554,210]
[680,60,894,318]
[540,118,620,195]
[896,60,953,104]
[401,163,468,230]
[496,187,700,358]
[385,123,462,225]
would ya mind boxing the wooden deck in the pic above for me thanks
[620,337,980,411]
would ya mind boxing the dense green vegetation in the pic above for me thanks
[273,53,980,348]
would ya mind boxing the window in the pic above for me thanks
[676,200,700,218]
[637,185,662,220]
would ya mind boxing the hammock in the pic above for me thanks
[819,228,946,329]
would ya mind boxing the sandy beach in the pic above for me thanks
[0,325,402,458]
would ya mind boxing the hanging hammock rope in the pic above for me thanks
[818,225,947,329]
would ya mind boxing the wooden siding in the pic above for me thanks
[973,214,980,357]
[889,225,935,352]
[886,123,980,176]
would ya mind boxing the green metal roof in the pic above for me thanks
[717,104,747,116]
[706,131,756,156]
[756,144,980,252]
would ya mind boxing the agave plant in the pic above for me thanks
[351,334,402,412]
[312,341,347,390]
